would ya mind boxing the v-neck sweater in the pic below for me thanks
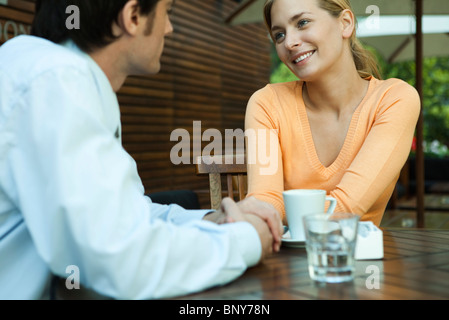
[245,77,420,226]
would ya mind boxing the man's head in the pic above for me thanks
[32,0,174,84]
[31,0,163,53]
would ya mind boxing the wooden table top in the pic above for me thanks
[177,229,449,300]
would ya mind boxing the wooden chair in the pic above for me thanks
[195,154,247,210]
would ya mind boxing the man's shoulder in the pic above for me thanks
[0,35,90,82]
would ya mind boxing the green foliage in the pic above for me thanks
[382,56,449,150]
[271,63,299,83]
[269,45,298,83]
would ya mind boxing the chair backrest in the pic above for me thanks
[195,154,247,210]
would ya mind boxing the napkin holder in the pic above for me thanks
[355,221,384,260]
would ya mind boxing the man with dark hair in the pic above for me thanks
[31,0,161,53]
[0,0,282,299]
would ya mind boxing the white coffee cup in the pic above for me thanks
[282,189,337,241]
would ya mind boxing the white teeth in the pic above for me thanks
[294,51,313,63]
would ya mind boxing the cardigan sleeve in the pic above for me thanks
[329,80,420,223]
[245,86,286,218]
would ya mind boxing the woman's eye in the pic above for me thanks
[298,19,310,28]
[274,32,285,42]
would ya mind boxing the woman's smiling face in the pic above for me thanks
[270,0,351,81]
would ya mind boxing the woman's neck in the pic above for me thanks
[301,44,371,116]
[303,69,369,117]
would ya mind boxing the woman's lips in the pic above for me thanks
[292,50,315,64]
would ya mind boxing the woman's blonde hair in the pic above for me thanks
[263,0,382,79]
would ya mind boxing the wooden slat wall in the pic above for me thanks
[0,0,271,209]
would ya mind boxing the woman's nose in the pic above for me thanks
[284,33,302,50]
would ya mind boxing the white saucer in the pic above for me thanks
[282,231,306,248]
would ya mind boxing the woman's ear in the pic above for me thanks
[340,9,355,39]
[116,0,141,36]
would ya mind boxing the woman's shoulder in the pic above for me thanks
[251,81,302,101]
[368,77,421,116]
[372,77,419,97]
[247,81,302,121]
[266,80,301,92]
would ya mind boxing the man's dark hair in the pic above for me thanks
[31,0,160,53]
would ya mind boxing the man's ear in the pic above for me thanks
[340,9,355,39]
[116,0,141,36]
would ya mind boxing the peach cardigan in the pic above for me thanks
[245,77,420,226]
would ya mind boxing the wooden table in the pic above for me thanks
[177,229,449,300]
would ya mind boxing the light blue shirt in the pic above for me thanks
[0,36,261,299]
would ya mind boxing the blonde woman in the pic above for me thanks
[245,0,420,226]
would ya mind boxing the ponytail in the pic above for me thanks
[351,35,382,79]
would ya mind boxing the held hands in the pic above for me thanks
[234,196,283,253]
[204,196,283,259]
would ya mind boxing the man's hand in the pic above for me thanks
[234,197,283,253]
[204,197,283,255]
[202,210,227,224]
[220,197,274,262]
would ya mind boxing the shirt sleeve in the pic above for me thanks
[144,196,211,224]
[9,67,261,299]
